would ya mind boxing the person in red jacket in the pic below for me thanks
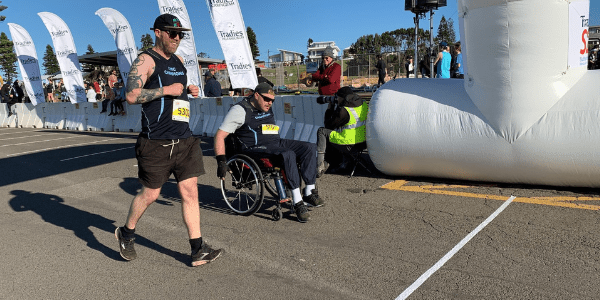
[311,46,341,95]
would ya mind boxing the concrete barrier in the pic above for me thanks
[43,102,66,129]
[114,103,141,132]
[64,103,86,131]
[86,102,113,131]
[190,98,204,136]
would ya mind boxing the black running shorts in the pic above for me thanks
[135,136,205,189]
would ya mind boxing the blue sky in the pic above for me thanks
[0,0,599,78]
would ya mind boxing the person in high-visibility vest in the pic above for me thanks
[316,86,368,177]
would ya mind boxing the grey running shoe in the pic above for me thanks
[303,189,324,207]
[293,201,311,223]
[115,227,137,261]
[191,243,223,267]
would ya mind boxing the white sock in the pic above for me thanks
[304,184,316,196]
[291,188,303,204]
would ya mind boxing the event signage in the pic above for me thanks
[206,0,258,89]
[38,12,86,104]
[95,8,139,88]
[7,23,45,106]
[568,1,589,69]
[157,0,204,97]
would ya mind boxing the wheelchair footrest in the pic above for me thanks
[279,198,291,204]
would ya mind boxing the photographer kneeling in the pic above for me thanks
[316,86,368,177]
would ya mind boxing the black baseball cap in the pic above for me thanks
[151,14,191,31]
[254,83,275,100]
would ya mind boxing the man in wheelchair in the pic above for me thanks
[214,83,324,223]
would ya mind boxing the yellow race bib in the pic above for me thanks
[172,100,190,123]
[262,124,279,135]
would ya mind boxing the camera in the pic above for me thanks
[316,95,336,104]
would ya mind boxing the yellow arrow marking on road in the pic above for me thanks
[381,180,600,211]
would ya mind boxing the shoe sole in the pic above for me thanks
[191,249,223,267]
[114,228,135,261]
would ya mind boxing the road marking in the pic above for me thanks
[5,138,124,157]
[0,136,78,147]
[0,133,62,141]
[381,180,600,211]
[396,195,516,300]
[60,146,135,161]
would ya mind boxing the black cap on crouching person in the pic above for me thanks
[254,82,275,100]
[204,70,213,79]
[150,14,191,31]
[335,86,354,100]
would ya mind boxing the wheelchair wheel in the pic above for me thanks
[272,207,282,221]
[220,154,264,215]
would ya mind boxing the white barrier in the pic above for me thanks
[43,102,66,129]
[86,102,113,131]
[189,98,203,136]
[1,96,332,146]
[114,103,141,132]
[64,103,87,130]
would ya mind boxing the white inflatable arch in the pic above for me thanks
[367,0,600,187]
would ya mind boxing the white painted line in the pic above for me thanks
[396,195,516,300]
[60,146,134,161]
[0,130,45,135]
[0,136,79,147]
[5,138,124,157]
[0,133,63,141]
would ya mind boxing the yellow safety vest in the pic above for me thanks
[329,101,368,145]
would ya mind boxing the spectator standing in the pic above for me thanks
[86,83,97,102]
[203,70,222,97]
[115,13,222,267]
[434,41,451,79]
[13,80,24,103]
[46,82,55,102]
[311,46,341,95]
[454,43,464,79]
[256,67,274,87]
[404,56,414,78]
[375,54,387,85]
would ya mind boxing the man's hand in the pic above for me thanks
[216,155,229,180]
[164,83,184,97]
[187,84,200,98]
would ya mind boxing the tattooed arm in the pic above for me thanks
[125,53,184,105]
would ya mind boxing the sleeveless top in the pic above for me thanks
[436,51,451,79]
[234,98,280,147]
[139,49,191,140]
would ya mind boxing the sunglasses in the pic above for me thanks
[260,94,275,102]
[162,30,186,39]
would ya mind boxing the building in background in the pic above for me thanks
[307,41,341,63]
[268,49,304,67]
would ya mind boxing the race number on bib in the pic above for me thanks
[172,100,190,123]
[262,124,279,135]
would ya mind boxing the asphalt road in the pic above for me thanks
[1,128,599,299]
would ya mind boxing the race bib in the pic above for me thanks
[262,124,279,135]
[172,100,190,123]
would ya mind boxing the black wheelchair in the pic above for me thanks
[219,135,295,221]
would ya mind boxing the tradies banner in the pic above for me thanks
[206,0,258,89]
[568,1,589,69]
[95,8,138,87]
[38,12,86,104]
[7,23,45,106]
[157,0,204,97]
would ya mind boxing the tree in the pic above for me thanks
[246,27,259,60]
[0,1,7,22]
[197,52,210,58]
[436,16,456,45]
[307,38,313,48]
[0,32,17,82]
[42,44,60,75]
[85,44,95,55]
[140,34,153,51]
